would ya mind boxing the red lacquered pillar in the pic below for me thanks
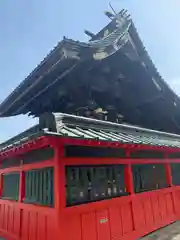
[54,141,66,239]
[165,153,173,187]
[18,171,25,202]
[165,163,173,187]
[125,150,134,194]
[124,150,136,231]
[54,143,66,210]
[164,154,178,216]
[0,174,3,197]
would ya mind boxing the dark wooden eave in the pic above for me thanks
[0,39,91,117]
[0,11,180,134]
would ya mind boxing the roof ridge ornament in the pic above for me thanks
[91,6,132,60]
[109,2,117,16]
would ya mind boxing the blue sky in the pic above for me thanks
[0,0,180,142]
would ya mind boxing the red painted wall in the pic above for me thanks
[0,136,180,239]
[0,201,57,240]
[60,187,179,240]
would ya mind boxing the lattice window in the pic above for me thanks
[2,172,20,201]
[66,165,127,206]
[132,164,167,193]
[171,163,180,186]
[24,167,54,207]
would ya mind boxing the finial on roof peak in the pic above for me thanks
[84,30,95,38]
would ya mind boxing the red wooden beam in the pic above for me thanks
[63,157,180,166]
[0,136,50,160]
[18,171,25,202]
[125,150,134,195]
[125,165,134,194]
[165,163,173,187]
[56,136,180,153]
[1,135,180,162]
[0,159,54,174]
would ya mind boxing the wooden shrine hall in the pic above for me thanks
[0,9,179,240]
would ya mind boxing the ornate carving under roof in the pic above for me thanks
[0,9,180,134]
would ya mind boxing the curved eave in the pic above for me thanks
[0,12,179,125]
[0,11,132,117]
[129,22,179,100]
[0,39,89,117]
